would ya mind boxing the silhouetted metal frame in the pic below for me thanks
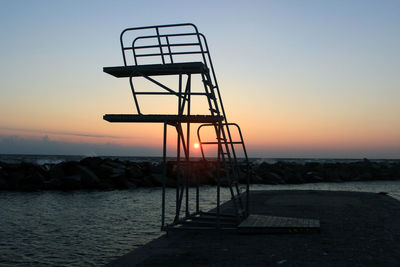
[106,23,250,230]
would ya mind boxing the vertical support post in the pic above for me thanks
[175,123,181,223]
[155,27,165,64]
[216,123,221,229]
[175,74,182,222]
[185,161,189,217]
[166,36,173,64]
[196,175,199,213]
[246,166,250,217]
[161,122,167,229]
[185,74,191,217]
[129,76,142,114]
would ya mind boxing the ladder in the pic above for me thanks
[198,70,250,222]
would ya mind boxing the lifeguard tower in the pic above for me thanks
[103,23,250,231]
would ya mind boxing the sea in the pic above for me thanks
[0,154,399,266]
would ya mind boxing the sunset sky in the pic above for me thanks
[1,0,399,158]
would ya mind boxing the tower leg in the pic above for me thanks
[161,122,167,229]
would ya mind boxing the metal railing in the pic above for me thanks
[120,23,208,66]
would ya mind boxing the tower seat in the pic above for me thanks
[103,114,223,123]
[104,62,208,78]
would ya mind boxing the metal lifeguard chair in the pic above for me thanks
[103,23,250,230]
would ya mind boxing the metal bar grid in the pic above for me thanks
[120,24,206,67]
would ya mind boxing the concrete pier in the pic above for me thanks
[107,190,400,266]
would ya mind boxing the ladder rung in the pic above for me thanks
[201,141,222,145]
[209,108,218,113]
[201,141,243,145]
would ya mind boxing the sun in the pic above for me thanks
[194,143,200,149]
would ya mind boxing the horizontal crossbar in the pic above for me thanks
[124,42,201,50]
[201,141,244,145]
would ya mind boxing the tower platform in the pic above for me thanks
[103,114,224,123]
[103,62,208,77]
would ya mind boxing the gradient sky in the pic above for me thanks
[0,0,399,158]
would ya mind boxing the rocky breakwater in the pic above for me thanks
[0,158,150,191]
[0,157,221,191]
[252,159,400,184]
[0,158,399,191]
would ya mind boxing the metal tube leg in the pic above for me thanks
[161,123,167,229]
[175,124,181,223]
[196,177,199,213]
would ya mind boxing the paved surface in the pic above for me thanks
[106,190,400,266]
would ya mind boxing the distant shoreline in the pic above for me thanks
[1,153,399,165]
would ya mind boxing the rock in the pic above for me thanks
[98,179,116,190]
[305,171,324,183]
[43,178,62,190]
[80,157,103,169]
[140,175,157,187]
[112,174,130,189]
[264,172,285,184]
[251,175,265,184]
[196,171,214,185]
[61,175,81,190]
[6,169,25,190]
[19,172,44,191]
[48,162,66,180]
[237,170,250,184]
[150,162,163,174]
[126,181,137,189]
[152,173,175,187]
[126,164,144,180]
[103,159,126,170]
[99,162,125,177]
[281,169,304,184]
[75,165,100,189]
[355,171,373,181]
[0,173,8,190]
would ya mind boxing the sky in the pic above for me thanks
[0,0,399,158]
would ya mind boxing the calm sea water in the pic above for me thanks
[1,155,399,266]
[1,181,400,266]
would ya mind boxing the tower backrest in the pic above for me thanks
[120,23,210,67]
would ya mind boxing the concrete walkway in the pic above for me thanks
[107,190,400,266]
